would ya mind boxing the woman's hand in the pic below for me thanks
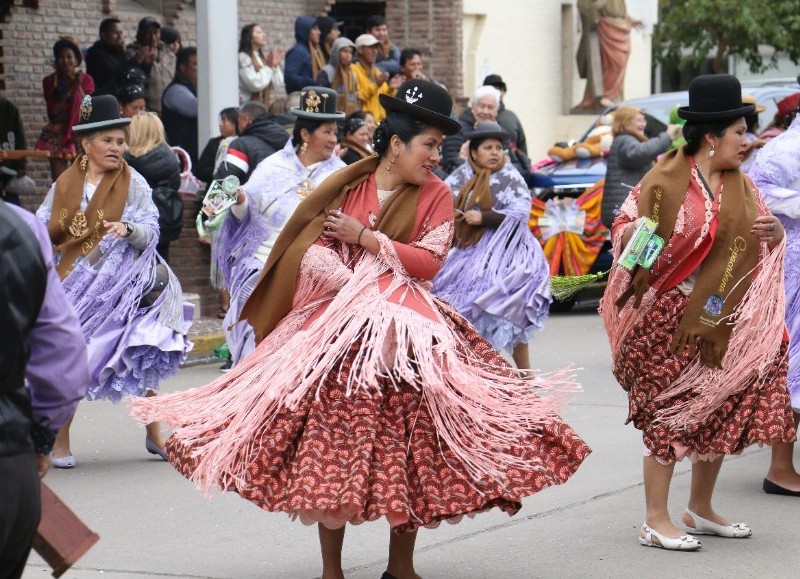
[752,215,784,248]
[321,209,366,244]
[234,187,246,205]
[103,220,130,239]
[463,209,482,226]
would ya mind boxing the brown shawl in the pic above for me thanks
[47,157,130,279]
[240,155,421,341]
[452,156,498,248]
[332,66,359,115]
[310,42,326,79]
[615,147,758,368]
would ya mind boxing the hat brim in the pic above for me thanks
[291,109,345,121]
[677,104,755,122]
[72,118,131,133]
[378,94,461,135]
[463,129,510,144]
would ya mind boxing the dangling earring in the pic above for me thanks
[300,141,308,157]
[709,147,715,158]
[385,155,396,172]
[117,159,123,170]
[79,154,88,171]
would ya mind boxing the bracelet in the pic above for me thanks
[357,226,368,246]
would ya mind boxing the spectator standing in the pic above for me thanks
[315,37,359,115]
[601,106,677,227]
[0,200,89,579]
[35,36,95,182]
[352,33,401,123]
[196,107,239,185]
[161,26,181,54]
[482,74,528,156]
[85,18,128,96]
[0,91,27,205]
[162,46,199,165]
[399,48,426,81]
[284,16,323,97]
[315,15,342,63]
[124,112,183,262]
[214,101,290,184]
[126,17,176,115]
[365,15,400,75]
[441,85,531,183]
[238,23,285,106]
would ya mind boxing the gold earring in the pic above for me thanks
[79,154,88,171]
[117,159,123,170]
[709,147,715,158]
[300,141,308,157]
[385,155,396,172]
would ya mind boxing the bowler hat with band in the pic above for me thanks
[482,74,507,93]
[72,95,131,133]
[677,74,754,122]
[379,79,461,135]
[464,120,510,145]
[291,86,345,121]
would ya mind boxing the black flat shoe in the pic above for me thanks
[380,573,397,579]
[763,478,800,496]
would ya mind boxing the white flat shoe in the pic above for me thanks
[684,509,751,538]
[639,523,701,551]
[50,454,75,469]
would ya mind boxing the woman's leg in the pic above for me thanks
[682,456,729,526]
[765,411,800,492]
[642,455,683,538]
[52,414,74,458]
[144,390,166,449]
[512,342,535,379]
[318,524,346,579]
[386,530,420,579]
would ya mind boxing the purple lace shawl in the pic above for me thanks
[215,138,346,286]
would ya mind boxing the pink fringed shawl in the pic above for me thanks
[599,157,787,430]
[131,170,580,493]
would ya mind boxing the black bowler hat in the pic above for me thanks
[292,86,345,121]
[72,95,131,133]
[483,74,507,92]
[379,79,461,135]
[464,121,510,146]
[678,74,755,122]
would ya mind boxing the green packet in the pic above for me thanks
[618,217,664,271]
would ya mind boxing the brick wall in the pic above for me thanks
[0,0,462,316]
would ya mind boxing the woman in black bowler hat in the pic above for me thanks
[601,74,794,551]
[132,79,589,578]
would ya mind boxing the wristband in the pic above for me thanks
[357,226,368,245]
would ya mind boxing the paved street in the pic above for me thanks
[23,305,797,579]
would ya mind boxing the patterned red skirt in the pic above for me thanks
[614,288,796,463]
[165,312,590,533]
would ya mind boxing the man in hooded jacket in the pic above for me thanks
[284,16,322,95]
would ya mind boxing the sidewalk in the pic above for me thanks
[186,315,226,365]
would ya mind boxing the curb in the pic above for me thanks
[185,332,225,366]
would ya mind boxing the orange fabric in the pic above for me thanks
[529,179,608,276]
[597,18,631,101]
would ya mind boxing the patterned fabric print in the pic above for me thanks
[614,288,796,463]
[165,308,590,533]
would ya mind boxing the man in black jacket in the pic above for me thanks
[0,201,88,578]
[162,46,198,164]
[85,18,129,96]
[214,101,290,184]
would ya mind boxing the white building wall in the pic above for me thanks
[462,0,657,162]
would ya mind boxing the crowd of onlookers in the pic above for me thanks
[0,12,535,299]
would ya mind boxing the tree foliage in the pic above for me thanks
[653,0,800,73]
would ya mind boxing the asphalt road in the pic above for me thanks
[23,305,797,579]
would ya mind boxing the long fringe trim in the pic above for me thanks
[652,240,787,429]
[131,254,580,494]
